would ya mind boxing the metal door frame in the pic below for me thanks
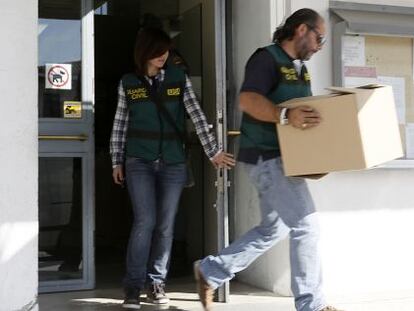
[38,0,95,293]
[214,0,230,302]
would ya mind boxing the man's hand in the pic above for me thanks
[288,105,321,129]
[211,152,236,169]
[112,165,124,185]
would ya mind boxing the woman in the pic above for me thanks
[109,27,235,309]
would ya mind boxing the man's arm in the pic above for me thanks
[239,91,322,129]
[239,91,281,123]
[239,48,321,129]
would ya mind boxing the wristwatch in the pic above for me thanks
[279,107,289,125]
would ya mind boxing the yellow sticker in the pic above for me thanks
[280,66,298,81]
[167,88,181,96]
[63,101,82,118]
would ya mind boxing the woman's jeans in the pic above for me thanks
[123,157,187,290]
[199,157,326,311]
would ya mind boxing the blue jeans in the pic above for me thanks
[123,157,187,290]
[199,157,327,311]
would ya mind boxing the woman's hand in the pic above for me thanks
[211,152,236,169]
[112,165,125,185]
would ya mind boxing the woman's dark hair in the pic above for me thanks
[273,8,322,43]
[134,27,172,76]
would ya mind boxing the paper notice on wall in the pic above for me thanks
[377,76,406,124]
[344,66,377,87]
[342,36,366,66]
[405,124,414,158]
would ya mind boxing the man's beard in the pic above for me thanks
[295,37,313,61]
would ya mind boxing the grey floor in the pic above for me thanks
[39,264,414,311]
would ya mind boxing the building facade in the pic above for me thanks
[2,0,414,310]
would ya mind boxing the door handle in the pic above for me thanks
[38,135,88,141]
[227,130,240,136]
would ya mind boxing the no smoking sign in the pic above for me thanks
[45,64,72,90]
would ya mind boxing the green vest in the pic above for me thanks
[122,65,186,164]
[239,44,312,151]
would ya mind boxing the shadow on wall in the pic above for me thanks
[308,168,414,212]
[0,221,38,309]
[233,160,414,296]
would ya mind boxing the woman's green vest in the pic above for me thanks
[239,44,312,151]
[122,65,186,164]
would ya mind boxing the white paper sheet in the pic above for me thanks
[344,77,378,87]
[342,36,366,66]
[343,66,377,87]
[377,76,406,124]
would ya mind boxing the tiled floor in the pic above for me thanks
[39,277,295,311]
[38,264,414,311]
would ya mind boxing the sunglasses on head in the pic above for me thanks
[305,24,326,46]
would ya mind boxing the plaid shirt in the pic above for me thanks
[110,70,220,167]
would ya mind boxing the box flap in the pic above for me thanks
[326,84,386,94]
[280,94,339,107]
[356,84,385,89]
[290,173,328,180]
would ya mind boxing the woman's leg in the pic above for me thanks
[146,162,187,284]
[123,157,157,291]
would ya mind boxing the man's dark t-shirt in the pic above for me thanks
[238,48,294,164]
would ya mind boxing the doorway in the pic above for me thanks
[38,0,95,293]
[38,0,230,299]
[93,0,206,282]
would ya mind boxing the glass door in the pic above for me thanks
[38,0,95,292]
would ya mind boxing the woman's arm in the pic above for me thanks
[183,75,235,169]
[110,81,129,183]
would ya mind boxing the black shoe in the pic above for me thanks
[122,287,141,309]
[146,283,170,304]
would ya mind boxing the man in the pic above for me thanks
[194,8,343,311]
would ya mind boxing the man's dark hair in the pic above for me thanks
[134,27,172,76]
[272,8,322,43]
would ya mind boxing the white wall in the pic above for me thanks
[231,0,293,295]
[231,0,276,92]
[310,170,414,296]
[0,1,38,310]
[232,0,414,298]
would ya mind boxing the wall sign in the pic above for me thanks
[63,101,82,119]
[45,63,72,90]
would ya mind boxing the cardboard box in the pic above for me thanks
[276,85,403,177]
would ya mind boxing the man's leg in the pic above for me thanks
[196,157,326,311]
[266,158,326,311]
[198,159,290,289]
[290,213,326,311]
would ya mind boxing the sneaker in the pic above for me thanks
[122,287,141,309]
[146,282,170,304]
[193,260,214,311]
[319,306,345,311]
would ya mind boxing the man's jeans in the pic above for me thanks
[123,157,187,290]
[199,157,326,311]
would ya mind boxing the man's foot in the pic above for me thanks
[146,282,170,304]
[194,260,214,311]
[122,287,141,309]
[319,306,345,311]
